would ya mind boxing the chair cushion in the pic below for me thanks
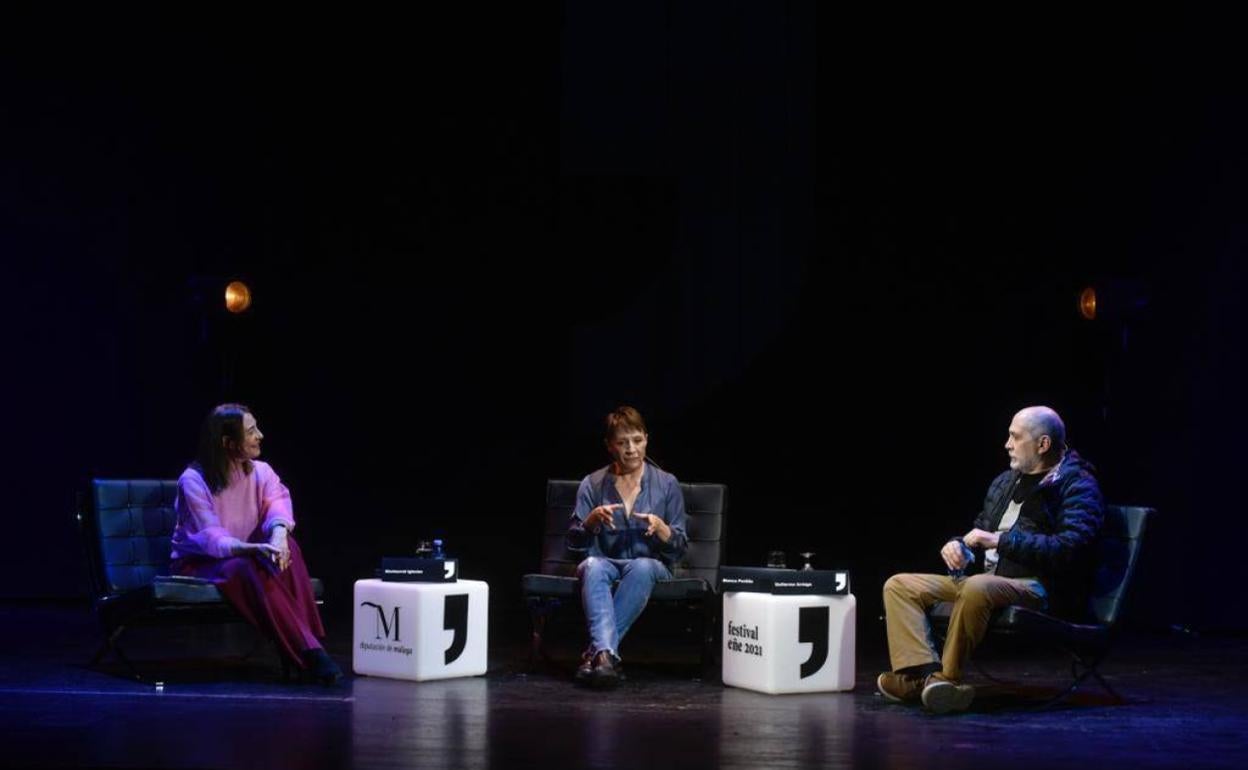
[522,573,709,602]
[152,576,226,603]
[522,573,579,598]
[930,601,1110,651]
[147,575,326,603]
[651,578,710,601]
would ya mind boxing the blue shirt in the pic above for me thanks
[566,463,689,566]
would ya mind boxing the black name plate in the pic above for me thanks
[718,566,850,595]
[379,557,459,582]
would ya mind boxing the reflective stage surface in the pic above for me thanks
[0,605,1243,769]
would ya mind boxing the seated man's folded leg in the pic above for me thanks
[941,573,1046,683]
[878,572,959,703]
[915,575,1043,713]
[882,573,958,671]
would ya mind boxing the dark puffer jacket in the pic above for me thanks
[967,449,1104,619]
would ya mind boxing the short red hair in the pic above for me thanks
[604,406,647,441]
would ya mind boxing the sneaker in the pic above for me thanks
[921,673,975,714]
[590,650,623,690]
[876,671,924,703]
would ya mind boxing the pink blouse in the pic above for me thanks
[171,460,296,560]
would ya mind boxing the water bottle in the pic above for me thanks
[948,541,975,580]
[432,539,445,560]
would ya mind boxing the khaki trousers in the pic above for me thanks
[882,572,1046,681]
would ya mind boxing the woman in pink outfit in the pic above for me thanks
[170,403,341,684]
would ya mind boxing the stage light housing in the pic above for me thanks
[225,281,252,313]
[1079,286,1097,320]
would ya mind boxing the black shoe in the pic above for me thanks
[590,650,622,690]
[301,648,344,686]
[575,652,594,683]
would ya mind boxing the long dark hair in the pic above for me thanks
[192,403,254,494]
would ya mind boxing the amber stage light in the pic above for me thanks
[1079,286,1096,320]
[225,281,252,313]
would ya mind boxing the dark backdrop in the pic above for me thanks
[2,4,1245,637]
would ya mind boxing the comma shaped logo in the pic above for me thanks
[444,594,469,664]
[798,606,829,679]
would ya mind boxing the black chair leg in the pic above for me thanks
[1088,667,1123,702]
[527,617,545,671]
[90,626,133,673]
[526,600,556,672]
[700,599,721,681]
[971,657,1011,686]
[953,645,1124,710]
[1075,651,1125,704]
[109,640,148,684]
[89,627,122,666]
[1016,651,1122,710]
[87,625,160,685]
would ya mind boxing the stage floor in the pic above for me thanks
[0,603,1243,769]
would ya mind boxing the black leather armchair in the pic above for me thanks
[81,479,323,681]
[929,504,1153,703]
[520,479,727,669]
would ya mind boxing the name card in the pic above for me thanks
[718,566,850,595]
[379,557,459,582]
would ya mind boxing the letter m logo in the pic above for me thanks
[361,602,400,642]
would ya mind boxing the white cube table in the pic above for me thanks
[721,590,856,694]
[353,578,488,681]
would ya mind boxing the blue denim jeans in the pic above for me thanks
[577,556,672,660]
